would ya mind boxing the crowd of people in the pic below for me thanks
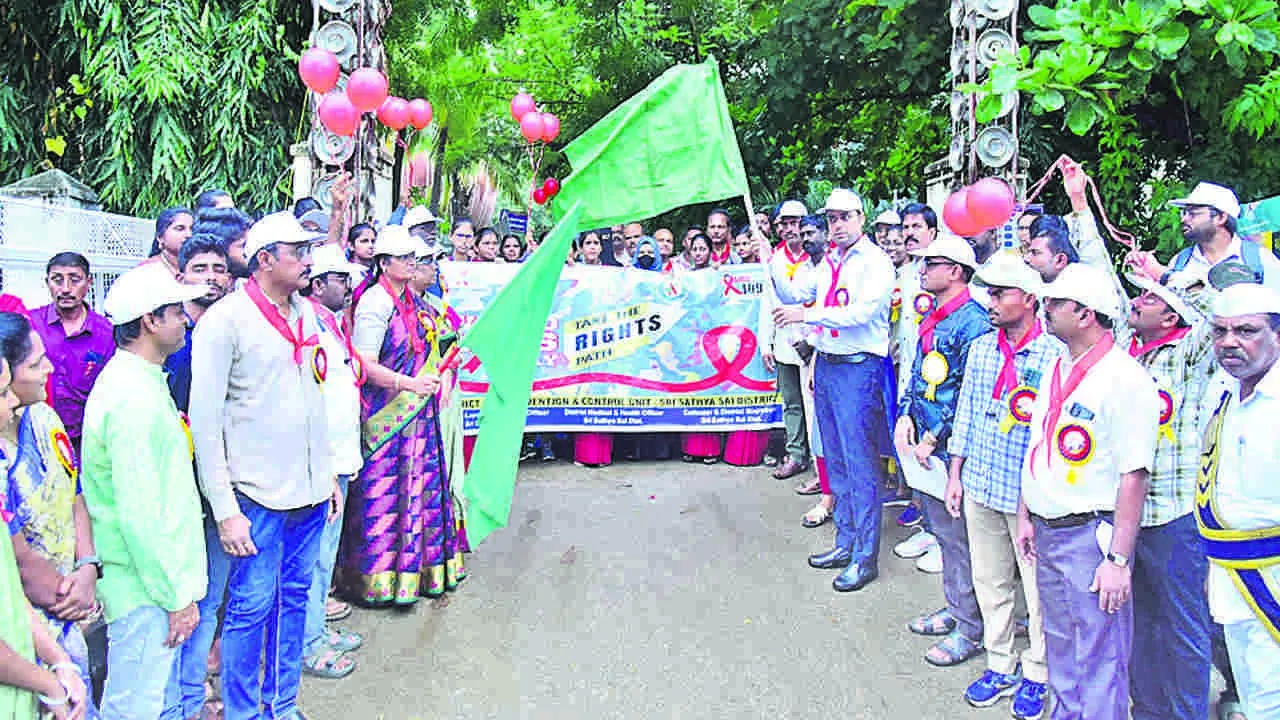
[0,157,1277,720]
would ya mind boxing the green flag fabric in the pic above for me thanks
[550,57,748,231]
[460,202,583,545]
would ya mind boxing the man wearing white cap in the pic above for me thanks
[945,255,1057,717]
[763,188,896,592]
[402,205,440,244]
[1122,273,1216,720]
[189,211,340,720]
[80,264,209,718]
[298,245,369,680]
[1199,283,1280,719]
[872,209,901,247]
[1016,263,1160,720]
[895,235,991,666]
[761,199,813,481]
[1135,181,1280,292]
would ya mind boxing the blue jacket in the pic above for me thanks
[899,298,991,455]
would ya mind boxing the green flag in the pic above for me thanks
[550,57,748,230]
[461,202,583,545]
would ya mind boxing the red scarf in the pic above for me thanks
[711,243,731,265]
[1128,326,1191,358]
[379,275,424,354]
[780,244,808,280]
[917,288,972,354]
[307,298,365,386]
[992,320,1043,399]
[245,277,317,365]
[1032,333,1115,467]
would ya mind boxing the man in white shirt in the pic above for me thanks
[763,189,896,592]
[1016,264,1160,720]
[1200,282,1280,719]
[761,199,812,481]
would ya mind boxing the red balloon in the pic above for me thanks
[540,113,561,142]
[511,92,537,122]
[376,96,410,131]
[520,112,546,143]
[532,187,548,205]
[942,188,985,237]
[298,48,340,94]
[318,93,359,137]
[407,99,433,130]
[966,176,1017,229]
[542,177,560,197]
[346,68,389,113]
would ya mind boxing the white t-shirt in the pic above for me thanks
[1022,342,1160,519]
[314,303,363,477]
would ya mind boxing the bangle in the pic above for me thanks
[38,671,68,706]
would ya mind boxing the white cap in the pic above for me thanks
[975,253,1044,295]
[777,200,808,218]
[1125,272,1200,323]
[1041,263,1122,318]
[414,239,443,259]
[104,264,207,325]
[1214,283,1280,318]
[824,188,864,213]
[244,212,323,260]
[403,206,439,228]
[874,210,902,226]
[1168,182,1241,219]
[374,225,418,257]
[310,244,366,279]
[908,233,977,268]
[297,209,330,232]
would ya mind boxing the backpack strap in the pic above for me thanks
[1161,247,1195,285]
[1240,236,1265,282]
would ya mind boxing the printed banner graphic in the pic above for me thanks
[443,262,782,433]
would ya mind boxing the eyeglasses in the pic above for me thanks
[923,259,958,269]
[282,243,314,259]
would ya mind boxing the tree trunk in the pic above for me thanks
[429,125,449,217]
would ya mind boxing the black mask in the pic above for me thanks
[637,255,656,269]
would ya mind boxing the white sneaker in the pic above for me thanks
[893,529,938,559]
[915,544,943,574]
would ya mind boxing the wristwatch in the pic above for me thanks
[74,555,103,579]
[1106,551,1130,568]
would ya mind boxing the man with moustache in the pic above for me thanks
[762,200,813,482]
[707,208,736,266]
[1199,282,1280,718]
[189,212,341,720]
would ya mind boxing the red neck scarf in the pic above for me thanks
[917,288,972,354]
[1128,326,1191,358]
[379,275,424,354]
[308,298,365,386]
[1032,333,1115,467]
[993,320,1044,399]
[245,277,317,365]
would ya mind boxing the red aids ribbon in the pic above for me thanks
[1031,333,1114,468]
[245,277,318,365]
[722,274,745,296]
[917,288,972,354]
[1128,326,1191,358]
[992,320,1044,400]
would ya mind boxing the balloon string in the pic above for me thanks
[1022,154,1137,251]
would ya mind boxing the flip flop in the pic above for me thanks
[801,503,831,528]
[794,478,823,495]
[325,627,363,652]
[325,598,351,622]
[924,629,984,667]
[908,608,956,636]
[302,648,356,679]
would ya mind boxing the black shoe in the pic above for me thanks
[808,547,853,569]
[832,562,879,592]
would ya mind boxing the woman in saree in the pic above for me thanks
[340,226,468,606]
[0,313,99,719]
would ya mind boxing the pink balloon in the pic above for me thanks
[532,187,548,205]
[540,113,561,142]
[542,177,560,197]
[318,93,359,137]
[346,68,389,113]
[511,92,537,122]
[376,96,410,131]
[942,188,985,237]
[966,176,1017,229]
[298,48,340,94]
[520,112,546,143]
[407,99,433,130]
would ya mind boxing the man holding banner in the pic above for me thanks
[763,189,896,593]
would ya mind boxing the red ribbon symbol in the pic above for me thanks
[722,275,746,296]
[459,325,776,394]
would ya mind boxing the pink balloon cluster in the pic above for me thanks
[510,91,561,144]
[941,177,1017,237]
[299,48,432,138]
[532,177,561,205]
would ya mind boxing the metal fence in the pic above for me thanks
[0,196,151,312]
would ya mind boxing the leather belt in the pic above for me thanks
[1031,510,1113,529]
[817,351,881,364]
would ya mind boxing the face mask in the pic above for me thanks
[637,255,656,269]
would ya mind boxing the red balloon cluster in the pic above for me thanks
[510,91,561,144]
[941,177,1017,237]
[532,177,560,205]
[299,48,432,138]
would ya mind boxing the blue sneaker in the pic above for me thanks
[896,504,923,527]
[964,669,1021,707]
[1010,679,1048,719]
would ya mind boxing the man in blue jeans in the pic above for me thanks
[191,213,341,720]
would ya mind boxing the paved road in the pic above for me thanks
[297,460,1021,719]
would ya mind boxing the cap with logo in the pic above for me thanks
[1041,263,1121,318]
[824,189,864,214]
[243,212,324,260]
[908,233,977,268]
[103,264,207,325]
[975,253,1044,295]
[1168,181,1241,220]
[1214,282,1280,317]
[374,225,419,257]
[777,200,808,218]
[310,245,367,279]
